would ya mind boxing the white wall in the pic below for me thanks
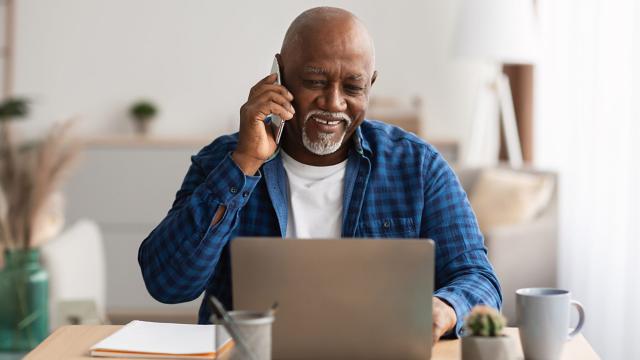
[12,0,497,147]
[7,0,504,318]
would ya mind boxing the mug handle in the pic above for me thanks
[568,300,585,340]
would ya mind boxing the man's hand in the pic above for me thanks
[232,73,295,175]
[432,297,457,345]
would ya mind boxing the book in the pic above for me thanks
[90,320,233,359]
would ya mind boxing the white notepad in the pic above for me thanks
[90,320,233,359]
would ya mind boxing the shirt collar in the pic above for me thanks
[352,124,372,156]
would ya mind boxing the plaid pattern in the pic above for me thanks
[138,120,502,336]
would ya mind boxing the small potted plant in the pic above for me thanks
[461,305,517,360]
[129,100,158,136]
[0,97,29,120]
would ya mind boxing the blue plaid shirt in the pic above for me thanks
[138,120,501,336]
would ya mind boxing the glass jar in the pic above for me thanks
[0,249,49,351]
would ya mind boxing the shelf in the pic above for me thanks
[81,135,213,148]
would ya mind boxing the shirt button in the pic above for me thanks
[242,191,249,198]
[230,186,238,194]
[383,220,391,229]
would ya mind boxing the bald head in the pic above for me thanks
[280,7,375,68]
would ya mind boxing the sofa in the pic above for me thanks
[455,166,558,325]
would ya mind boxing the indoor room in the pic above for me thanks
[0,1,637,359]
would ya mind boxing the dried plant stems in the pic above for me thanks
[0,120,80,250]
[0,122,19,249]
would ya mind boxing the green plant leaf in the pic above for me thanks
[0,98,30,120]
[130,100,158,120]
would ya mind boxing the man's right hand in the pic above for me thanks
[232,73,295,175]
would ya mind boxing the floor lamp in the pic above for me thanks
[453,0,537,168]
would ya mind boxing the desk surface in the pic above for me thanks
[23,325,599,360]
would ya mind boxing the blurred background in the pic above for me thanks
[0,0,638,358]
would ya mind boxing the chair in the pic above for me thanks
[41,219,107,328]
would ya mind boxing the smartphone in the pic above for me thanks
[270,57,285,144]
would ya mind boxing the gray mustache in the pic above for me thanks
[305,111,352,124]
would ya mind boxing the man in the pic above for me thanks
[138,7,501,344]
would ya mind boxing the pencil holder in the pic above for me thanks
[227,310,275,360]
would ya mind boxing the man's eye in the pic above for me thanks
[345,85,365,94]
[303,80,326,88]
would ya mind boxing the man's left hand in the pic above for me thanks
[432,297,457,345]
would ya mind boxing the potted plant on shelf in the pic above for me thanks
[129,100,158,136]
[0,97,80,351]
[0,97,29,119]
[461,305,517,360]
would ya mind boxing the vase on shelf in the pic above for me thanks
[133,117,153,136]
[0,249,49,351]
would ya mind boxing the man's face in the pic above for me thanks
[279,26,376,158]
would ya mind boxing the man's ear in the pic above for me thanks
[371,70,378,86]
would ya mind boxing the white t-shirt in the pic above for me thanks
[281,151,347,239]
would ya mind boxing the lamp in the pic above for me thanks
[453,0,538,167]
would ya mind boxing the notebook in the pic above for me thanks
[90,320,233,359]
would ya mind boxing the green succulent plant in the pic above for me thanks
[129,100,158,121]
[464,305,506,337]
[0,97,29,121]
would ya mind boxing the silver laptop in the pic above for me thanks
[231,238,435,360]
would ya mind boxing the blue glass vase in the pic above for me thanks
[0,249,49,351]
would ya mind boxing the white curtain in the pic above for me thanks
[535,1,640,359]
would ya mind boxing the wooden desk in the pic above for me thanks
[24,326,599,359]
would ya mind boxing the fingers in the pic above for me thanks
[259,72,278,85]
[254,91,295,115]
[250,84,294,102]
[265,102,294,122]
[246,73,295,124]
[246,101,294,123]
[432,323,446,345]
[431,297,457,346]
[249,74,293,100]
[244,84,295,123]
[248,74,277,99]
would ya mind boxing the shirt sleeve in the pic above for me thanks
[138,150,260,304]
[421,151,502,337]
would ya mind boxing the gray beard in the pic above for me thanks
[301,122,348,155]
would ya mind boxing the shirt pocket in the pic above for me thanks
[357,217,417,238]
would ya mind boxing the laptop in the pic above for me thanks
[231,238,435,360]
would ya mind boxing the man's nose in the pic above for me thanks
[318,84,347,112]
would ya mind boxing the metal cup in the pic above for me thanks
[228,310,275,360]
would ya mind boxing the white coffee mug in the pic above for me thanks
[516,288,585,360]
